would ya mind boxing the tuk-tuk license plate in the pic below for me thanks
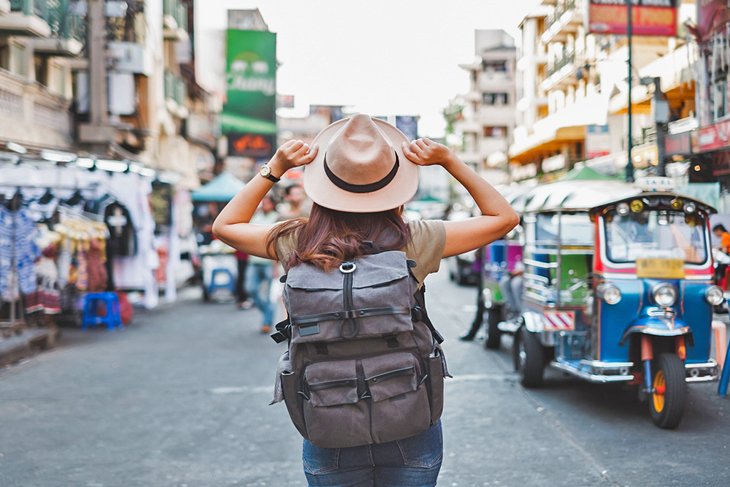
[544,311,575,331]
[636,258,685,279]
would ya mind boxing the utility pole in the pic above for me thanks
[652,77,670,177]
[78,0,115,151]
[626,0,635,182]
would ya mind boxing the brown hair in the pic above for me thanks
[267,203,410,271]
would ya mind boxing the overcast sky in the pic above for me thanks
[196,0,540,137]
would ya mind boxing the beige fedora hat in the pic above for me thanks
[303,114,419,213]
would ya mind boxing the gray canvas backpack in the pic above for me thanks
[271,250,449,449]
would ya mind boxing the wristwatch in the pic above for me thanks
[259,164,281,183]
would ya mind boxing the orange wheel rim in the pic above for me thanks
[653,370,666,413]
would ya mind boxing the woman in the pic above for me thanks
[213,114,517,486]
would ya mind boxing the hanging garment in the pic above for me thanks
[0,206,39,301]
[104,202,137,257]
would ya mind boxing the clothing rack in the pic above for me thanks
[0,181,103,332]
[0,194,25,333]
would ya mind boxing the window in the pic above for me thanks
[483,93,509,106]
[605,211,707,264]
[483,61,507,73]
[714,77,727,120]
[483,126,507,138]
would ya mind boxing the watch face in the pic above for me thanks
[260,165,271,177]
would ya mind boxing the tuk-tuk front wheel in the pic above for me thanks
[649,353,687,429]
[515,327,545,388]
[485,304,503,350]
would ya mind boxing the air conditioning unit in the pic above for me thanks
[108,41,153,76]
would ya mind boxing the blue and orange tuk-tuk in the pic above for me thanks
[511,180,722,429]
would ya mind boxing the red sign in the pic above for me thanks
[694,119,730,153]
[587,0,678,37]
[228,133,275,158]
[665,132,692,156]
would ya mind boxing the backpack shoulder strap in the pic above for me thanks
[412,284,445,344]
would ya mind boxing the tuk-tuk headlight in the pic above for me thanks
[706,285,725,306]
[598,283,622,305]
[652,283,677,307]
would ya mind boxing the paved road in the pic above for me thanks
[1,266,729,487]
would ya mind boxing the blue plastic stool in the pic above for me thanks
[208,268,236,296]
[82,292,122,331]
[719,338,730,396]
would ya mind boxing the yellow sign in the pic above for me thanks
[636,258,685,279]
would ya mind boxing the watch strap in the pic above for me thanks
[261,165,281,183]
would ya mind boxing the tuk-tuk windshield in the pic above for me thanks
[604,211,707,264]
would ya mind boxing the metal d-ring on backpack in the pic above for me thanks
[270,250,450,449]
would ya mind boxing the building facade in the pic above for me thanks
[455,29,516,184]
[510,0,696,182]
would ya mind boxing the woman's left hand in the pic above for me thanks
[271,140,319,175]
[402,138,455,168]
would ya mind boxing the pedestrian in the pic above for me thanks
[245,195,279,333]
[212,114,518,486]
[233,250,252,310]
[461,246,485,341]
[278,183,310,219]
[713,224,730,253]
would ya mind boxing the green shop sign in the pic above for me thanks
[222,29,277,158]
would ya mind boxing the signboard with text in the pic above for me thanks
[587,0,678,37]
[222,29,277,158]
[585,125,611,159]
[695,119,730,153]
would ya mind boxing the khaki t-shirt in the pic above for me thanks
[274,219,446,286]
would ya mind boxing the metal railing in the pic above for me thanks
[164,70,187,105]
[547,50,575,78]
[164,0,188,31]
[11,0,85,41]
[545,0,577,29]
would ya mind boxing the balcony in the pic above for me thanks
[541,0,581,44]
[479,71,513,92]
[0,1,84,55]
[163,0,188,42]
[0,68,73,148]
[0,0,51,37]
[479,105,515,127]
[542,50,579,91]
[164,70,188,118]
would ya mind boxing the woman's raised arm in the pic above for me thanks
[402,138,519,258]
[212,140,318,258]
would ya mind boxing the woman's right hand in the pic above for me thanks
[401,138,456,168]
[271,140,319,175]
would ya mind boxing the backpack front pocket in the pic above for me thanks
[362,352,431,444]
[302,360,371,448]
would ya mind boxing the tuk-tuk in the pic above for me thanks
[510,180,722,429]
[479,226,523,349]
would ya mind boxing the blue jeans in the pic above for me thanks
[303,421,443,487]
[245,262,274,325]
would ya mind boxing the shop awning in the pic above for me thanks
[560,165,622,181]
[191,172,244,202]
[509,126,586,163]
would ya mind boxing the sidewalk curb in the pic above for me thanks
[0,328,56,367]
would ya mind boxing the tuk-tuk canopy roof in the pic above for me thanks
[513,180,718,215]
[513,181,641,213]
[191,172,244,203]
[589,191,717,216]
